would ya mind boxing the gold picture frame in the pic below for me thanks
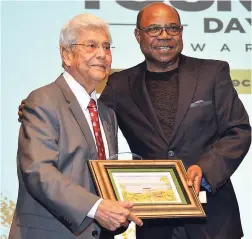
[88,160,206,219]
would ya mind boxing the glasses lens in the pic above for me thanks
[147,27,162,36]
[77,42,113,55]
[168,25,180,35]
[144,25,181,36]
[102,44,113,55]
[80,43,97,54]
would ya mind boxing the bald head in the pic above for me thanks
[136,3,181,29]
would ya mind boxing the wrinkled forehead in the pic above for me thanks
[77,28,111,43]
[141,7,180,27]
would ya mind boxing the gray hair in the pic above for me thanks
[59,13,112,47]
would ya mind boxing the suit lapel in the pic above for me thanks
[170,55,199,142]
[129,62,168,144]
[55,75,98,160]
[98,102,116,158]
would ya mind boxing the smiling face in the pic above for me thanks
[135,3,183,72]
[61,29,112,93]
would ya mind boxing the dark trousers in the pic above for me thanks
[136,219,188,239]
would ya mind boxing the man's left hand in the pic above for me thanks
[187,165,202,195]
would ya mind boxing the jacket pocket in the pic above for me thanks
[17,214,67,233]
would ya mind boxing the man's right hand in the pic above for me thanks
[94,199,143,231]
[18,100,25,122]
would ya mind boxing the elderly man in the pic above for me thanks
[100,2,251,239]
[9,14,142,239]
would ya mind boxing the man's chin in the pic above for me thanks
[156,55,180,65]
[91,73,107,83]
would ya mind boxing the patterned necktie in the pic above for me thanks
[87,99,106,160]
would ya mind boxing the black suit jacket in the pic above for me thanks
[99,55,251,239]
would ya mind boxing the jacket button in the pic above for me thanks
[168,150,174,157]
[92,230,98,237]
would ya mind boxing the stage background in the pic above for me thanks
[1,0,251,238]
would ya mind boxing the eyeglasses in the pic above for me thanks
[138,25,183,37]
[71,41,114,55]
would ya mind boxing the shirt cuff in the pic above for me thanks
[201,177,212,192]
[87,198,103,219]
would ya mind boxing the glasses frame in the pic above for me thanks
[138,25,183,37]
[71,43,115,55]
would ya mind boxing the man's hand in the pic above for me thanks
[18,100,25,122]
[187,165,202,195]
[94,200,143,231]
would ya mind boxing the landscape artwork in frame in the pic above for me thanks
[88,160,206,219]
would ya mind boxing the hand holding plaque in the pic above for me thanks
[89,158,206,219]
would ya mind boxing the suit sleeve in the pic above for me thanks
[197,62,251,194]
[19,90,100,233]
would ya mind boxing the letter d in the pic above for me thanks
[204,18,223,33]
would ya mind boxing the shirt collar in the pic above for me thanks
[63,71,97,110]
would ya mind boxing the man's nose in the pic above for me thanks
[95,46,106,58]
[158,28,172,39]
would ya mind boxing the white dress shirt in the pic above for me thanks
[63,71,107,218]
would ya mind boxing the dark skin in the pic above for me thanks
[18,3,202,195]
[135,3,183,72]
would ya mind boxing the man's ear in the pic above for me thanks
[60,45,73,67]
[134,28,140,44]
[180,25,184,35]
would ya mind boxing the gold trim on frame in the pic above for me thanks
[88,160,206,219]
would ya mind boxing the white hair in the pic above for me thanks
[59,13,112,47]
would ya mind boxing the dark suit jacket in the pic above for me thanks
[99,55,251,239]
[9,75,118,239]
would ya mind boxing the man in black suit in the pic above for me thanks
[99,2,251,239]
